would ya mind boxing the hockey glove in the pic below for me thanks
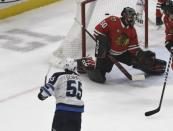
[76,57,95,73]
[38,87,48,101]
[38,93,47,101]
[165,41,173,55]
[38,92,48,101]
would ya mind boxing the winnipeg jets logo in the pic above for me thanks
[49,77,55,82]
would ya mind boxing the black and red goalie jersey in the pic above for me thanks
[94,16,140,57]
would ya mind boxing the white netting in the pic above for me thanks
[51,0,96,67]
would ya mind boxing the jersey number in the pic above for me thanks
[100,20,108,29]
[66,80,82,100]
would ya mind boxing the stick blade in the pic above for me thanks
[145,108,160,116]
[131,74,145,81]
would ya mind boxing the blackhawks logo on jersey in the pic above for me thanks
[116,33,130,47]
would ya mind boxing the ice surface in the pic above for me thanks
[0,0,173,131]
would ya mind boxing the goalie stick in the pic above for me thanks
[75,18,145,81]
[145,54,172,116]
[107,55,145,81]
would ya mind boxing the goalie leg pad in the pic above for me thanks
[96,57,114,73]
[87,69,106,83]
[95,34,110,58]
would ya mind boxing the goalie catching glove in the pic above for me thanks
[76,57,95,73]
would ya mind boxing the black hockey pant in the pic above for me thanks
[87,52,133,83]
[96,51,133,74]
[52,110,81,131]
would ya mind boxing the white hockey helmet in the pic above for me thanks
[63,58,77,72]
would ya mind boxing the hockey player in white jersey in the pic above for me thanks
[38,58,84,131]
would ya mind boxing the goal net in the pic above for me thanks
[51,0,149,67]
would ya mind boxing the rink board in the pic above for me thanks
[0,0,61,19]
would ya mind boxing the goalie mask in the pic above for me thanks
[63,58,77,72]
[121,7,137,27]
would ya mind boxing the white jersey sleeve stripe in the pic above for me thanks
[42,87,52,96]
[94,29,106,36]
[46,83,55,90]
[128,45,139,50]
[128,44,139,48]
[128,46,140,51]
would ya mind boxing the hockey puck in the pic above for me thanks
[105,13,110,15]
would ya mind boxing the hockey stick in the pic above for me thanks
[0,0,20,3]
[0,87,39,103]
[44,64,52,85]
[74,18,145,81]
[145,54,172,116]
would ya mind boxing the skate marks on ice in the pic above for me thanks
[0,87,39,103]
